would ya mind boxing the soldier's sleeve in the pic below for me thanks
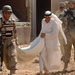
[60,10,68,28]
[0,19,2,30]
[14,23,18,43]
[0,14,2,28]
[0,19,1,27]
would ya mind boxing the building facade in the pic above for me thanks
[31,0,66,39]
[0,0,66,39]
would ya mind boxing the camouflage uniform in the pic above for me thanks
[0,5,18,75]
[62,0,75,70]
[0,18,17,69]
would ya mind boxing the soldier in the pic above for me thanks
[55,2,66,30]
[55,2,66,18]
[62,0,75,71]
[0,5,19,75]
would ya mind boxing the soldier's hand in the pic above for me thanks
[40,33,45,38]
[1,28,5,32]
[64,42,67,45]
[16,42,19,46]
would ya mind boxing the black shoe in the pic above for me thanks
[63,67,67,73]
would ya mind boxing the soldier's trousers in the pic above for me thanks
[4,39,17,70]
[63,30,75,64]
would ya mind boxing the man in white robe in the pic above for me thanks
[55,2,66,60]
[37,11,67,75]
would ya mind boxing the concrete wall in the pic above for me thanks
[31,0,67,39]
[51,0,66,13]
[16,22,31,45]
[31,0,37,40]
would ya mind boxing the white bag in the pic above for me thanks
[17,36,44,63]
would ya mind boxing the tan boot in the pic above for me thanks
[44,72,50,75]
[9,70,16,75]
[36,72,43,75]
[63,63,68,72]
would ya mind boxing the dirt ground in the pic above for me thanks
[0,57,40,75]
[0,47,75,75]
[1,57,75,75]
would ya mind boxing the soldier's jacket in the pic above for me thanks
[62,9,75,38]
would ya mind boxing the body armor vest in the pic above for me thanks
[0,18,15,39]
[64,9,75,29]
[2,24,14,38]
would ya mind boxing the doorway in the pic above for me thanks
[36,0,51,36]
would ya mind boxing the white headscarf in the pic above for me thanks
[51,13,62,25]
[51,13,67,45]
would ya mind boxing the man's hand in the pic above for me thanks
[40,33,45,38]
[16,42,19,46]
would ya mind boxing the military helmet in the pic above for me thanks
[2,5,13,13]
[68,0,75,3]
[64,1,68,4]
[59,2,66,8]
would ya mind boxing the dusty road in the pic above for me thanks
[0,47,75,75]
[0,57,75,75]
[0,57,40,75]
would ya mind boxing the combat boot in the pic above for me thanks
[63,63,68,72]
[8,70,16,75]
[44,73,50,75]
[36,71,43,75]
